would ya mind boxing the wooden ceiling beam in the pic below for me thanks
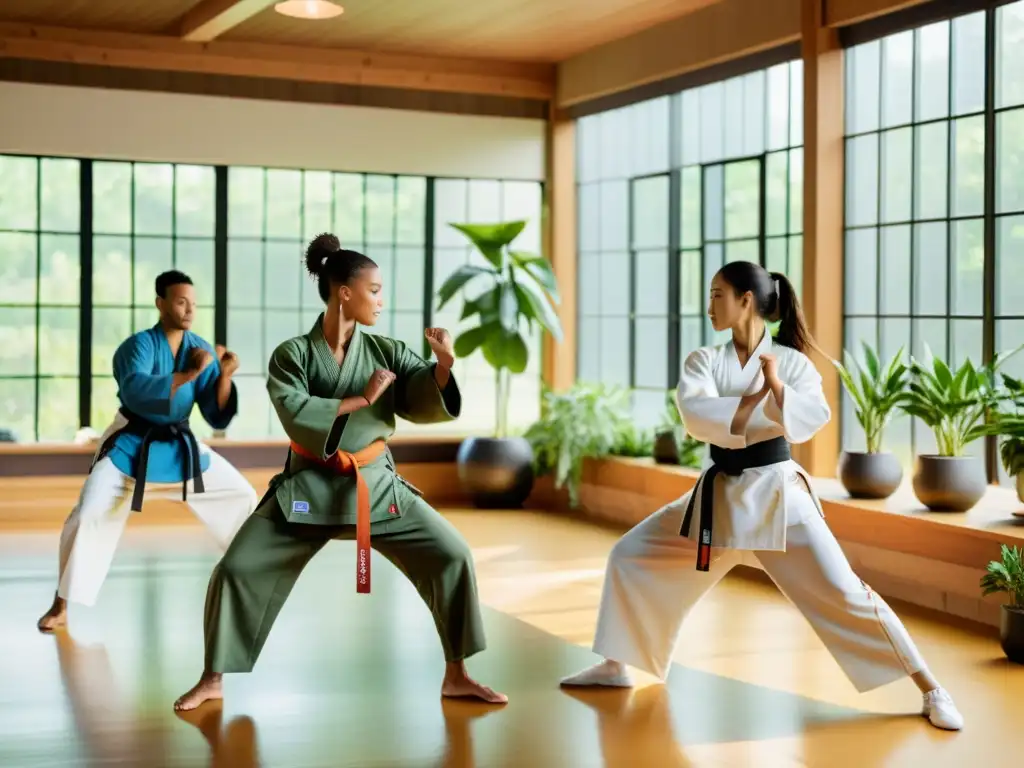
[0,22,554,99]
[177,0,279,43]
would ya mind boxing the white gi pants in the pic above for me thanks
[592,484,927,693]
[56,448,258,607]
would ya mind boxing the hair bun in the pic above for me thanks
[305,233,341,277]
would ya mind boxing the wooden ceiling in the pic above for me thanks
[0,0,720,62]
[0,0,722,101]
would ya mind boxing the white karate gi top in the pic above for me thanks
[675,331,831,552]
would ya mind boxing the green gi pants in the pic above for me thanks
[202,487,486,673]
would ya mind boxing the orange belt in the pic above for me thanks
[289,438,387,594]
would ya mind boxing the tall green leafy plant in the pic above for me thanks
[986,374,1024,478]
[523,382,630,507]
[436,220,561,438]
[832,342,908,453]
[898,345,1023,457]
[980,545,1024,608]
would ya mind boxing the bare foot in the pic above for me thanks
[174,672,223,712]
[441,662,507,705]
[37,594,67,633]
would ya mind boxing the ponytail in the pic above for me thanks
[768,271,818,356]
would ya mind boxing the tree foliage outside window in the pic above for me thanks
[575,60,804,429]
[841,3,1024,486]
[0,155,544,442]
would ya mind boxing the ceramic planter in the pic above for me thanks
[837,451,903,499]
[456,436,535,509]
[911,455,986,512]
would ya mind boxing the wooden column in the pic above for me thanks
[794,0,845,476]
[541,106,577,391]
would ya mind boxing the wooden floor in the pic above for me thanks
[0,507,1022,767]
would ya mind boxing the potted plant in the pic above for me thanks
[986,374,1024,503]
[1002,436,1024,503]
[524,382,630,508]
[652,390,704,468]
[437,220,561,508]
[899,345,1021,511]
[610,421,655,459]
[832,343,909,499]
[979,544,1024,664]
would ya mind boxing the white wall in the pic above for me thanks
[0,81,546,180]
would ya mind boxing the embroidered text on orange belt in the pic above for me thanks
[289,438,388,593]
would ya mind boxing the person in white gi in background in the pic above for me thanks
[37,270,258,632]
[560,260,963,732]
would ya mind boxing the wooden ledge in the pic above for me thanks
[0,462,465,530]
[0,435,469,476]
[541,456,1024,567]
[810,476,1024,567]
[528,456,1024,628]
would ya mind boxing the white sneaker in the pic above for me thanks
[922,688,964,731]
[560,660,634,688]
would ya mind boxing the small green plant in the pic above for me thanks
[437,220,561,439]
[1001,437,1024,478]
[980,545,1024,608]
[986,375,1024,478]
[610,422,655,458]
[832,343,908,453]
[523,382,630,507]
[677,434,704,469]
[898,345,1023,457]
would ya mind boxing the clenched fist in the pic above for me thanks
[758,353,779,390]
[424,327,455,369]
[363,369,397,405]
[187,348,214,375]
[216,345,239,378]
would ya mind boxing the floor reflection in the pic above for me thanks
[0,513,1019,767]
[54,630,172,766]
[435,698,500,768]
[564,685,693,767]
[179,706,262,768]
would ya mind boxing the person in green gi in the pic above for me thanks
[174,234,507,711]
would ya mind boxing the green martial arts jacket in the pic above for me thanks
[257,315,461,526]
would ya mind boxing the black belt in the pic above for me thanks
[680,436,791,572]
[94,406,204,512]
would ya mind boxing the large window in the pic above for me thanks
[225,168,430,439]
[0,155,81,442]
[431,178,544,434]
[841,2,1024,482]
[0,154,543,442]
[576,59,804,426]
[91,161,217,438]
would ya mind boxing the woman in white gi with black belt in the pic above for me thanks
[560,261,963,731]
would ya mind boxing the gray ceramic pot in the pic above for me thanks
[911,455,986,512]
[837,451,903,499]
[456,436,535,509]
[1001,606,1024,665]
[653,428,682,465]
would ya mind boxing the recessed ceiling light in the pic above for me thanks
[274,0,344,20]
